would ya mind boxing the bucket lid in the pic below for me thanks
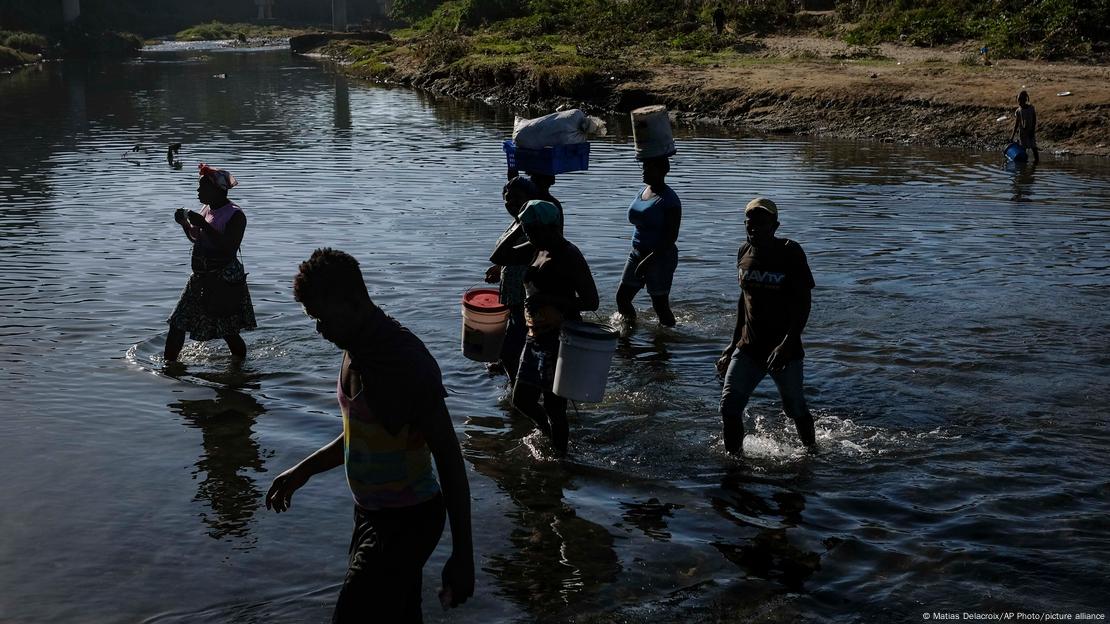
[463,288,507,313]
[562,321,618,340]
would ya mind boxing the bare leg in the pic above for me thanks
[165,326,186,362]
[224,334,247,360]
[649,293,676,327]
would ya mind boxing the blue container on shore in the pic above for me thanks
[1005,142,1028,162]
[503,140,590,175]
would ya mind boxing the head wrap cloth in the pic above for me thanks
[198,163,238,191]
[518,200,560,226]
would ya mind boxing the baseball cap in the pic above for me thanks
[744,197,778,217]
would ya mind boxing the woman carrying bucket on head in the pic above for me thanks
[485,176,540,381]
[615,105,681,327]
[492,199,599,457]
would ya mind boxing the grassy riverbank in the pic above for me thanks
[174,21,317,42]
[301,0,1110,156]
[0,28,142,72]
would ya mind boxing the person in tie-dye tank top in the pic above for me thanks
[265,248,474,623]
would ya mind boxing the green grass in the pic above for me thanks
[0,31,48,55]
[840,0,1109,60]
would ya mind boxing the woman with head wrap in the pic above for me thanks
[485,176,540,382]
[165,163,257,361]
[492,200,599,457]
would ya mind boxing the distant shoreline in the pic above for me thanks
[301,33,1109,158]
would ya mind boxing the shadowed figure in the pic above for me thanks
[708,467,821,591]
[464,413,621,617]
[170,386,267,541]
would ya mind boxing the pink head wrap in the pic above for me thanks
[198,163,238,191]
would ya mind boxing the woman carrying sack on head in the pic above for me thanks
[165,163,256,362]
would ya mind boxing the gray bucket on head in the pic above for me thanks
[632,105,676,161]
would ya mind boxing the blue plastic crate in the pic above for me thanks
[503,140,589,175]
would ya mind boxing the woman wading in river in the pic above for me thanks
[165,164,256,361]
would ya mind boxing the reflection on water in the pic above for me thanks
[1,47,1108,624]
[1008,161,1037,202]
[709,468,820,592]
[466,412,621,617]
[169,380,267,543]
[618,498,683,541]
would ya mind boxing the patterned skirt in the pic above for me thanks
[168,258,257,342]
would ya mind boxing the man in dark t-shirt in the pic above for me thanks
[715,198,817,455]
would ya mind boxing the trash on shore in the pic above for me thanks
[1056,91,1072,96]
[996,115,1009,122]
[212,73,227,79]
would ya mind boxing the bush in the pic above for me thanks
[730,0,797,35]
[411,34,472,66]
[839,0,1110,60]
[0,31,48,54]
[391,0,444,22]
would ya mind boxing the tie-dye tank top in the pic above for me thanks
[337,373,440,510]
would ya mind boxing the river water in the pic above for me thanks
[1,47,1108,623]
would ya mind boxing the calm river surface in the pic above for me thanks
[1,47,1108,623]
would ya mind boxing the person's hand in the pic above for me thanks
[766,339,798,372]
[174,208,186,224]
[715,353,731,377]
[265,465,309,513]
[484,265,501,284]
[438,553,475,609]
[186,210,206,227]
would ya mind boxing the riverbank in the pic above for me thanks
[0,28,143,75]
[306,33,1110,157]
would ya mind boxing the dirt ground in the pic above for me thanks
[322,33,1109,156]
[619,36,1110,156]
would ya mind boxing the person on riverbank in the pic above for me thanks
[486,176,540,382]
[716,198,816,456]
[493,200,599,457]
[615,156,682,327]
[713,3,726,35]
[1010,90,1040,163]
[165,164,255,362]
[265,248,474,622]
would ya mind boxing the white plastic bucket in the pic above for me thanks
[461,288,509,363]
[553,321,619,402]
[631,105,676,161]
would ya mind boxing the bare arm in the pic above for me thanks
[490,223,533,266]
[265,433,344,513]
[415,397,474,608]
[571,251,600,312]
[726,293,745,357]
[766,288,811,371]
